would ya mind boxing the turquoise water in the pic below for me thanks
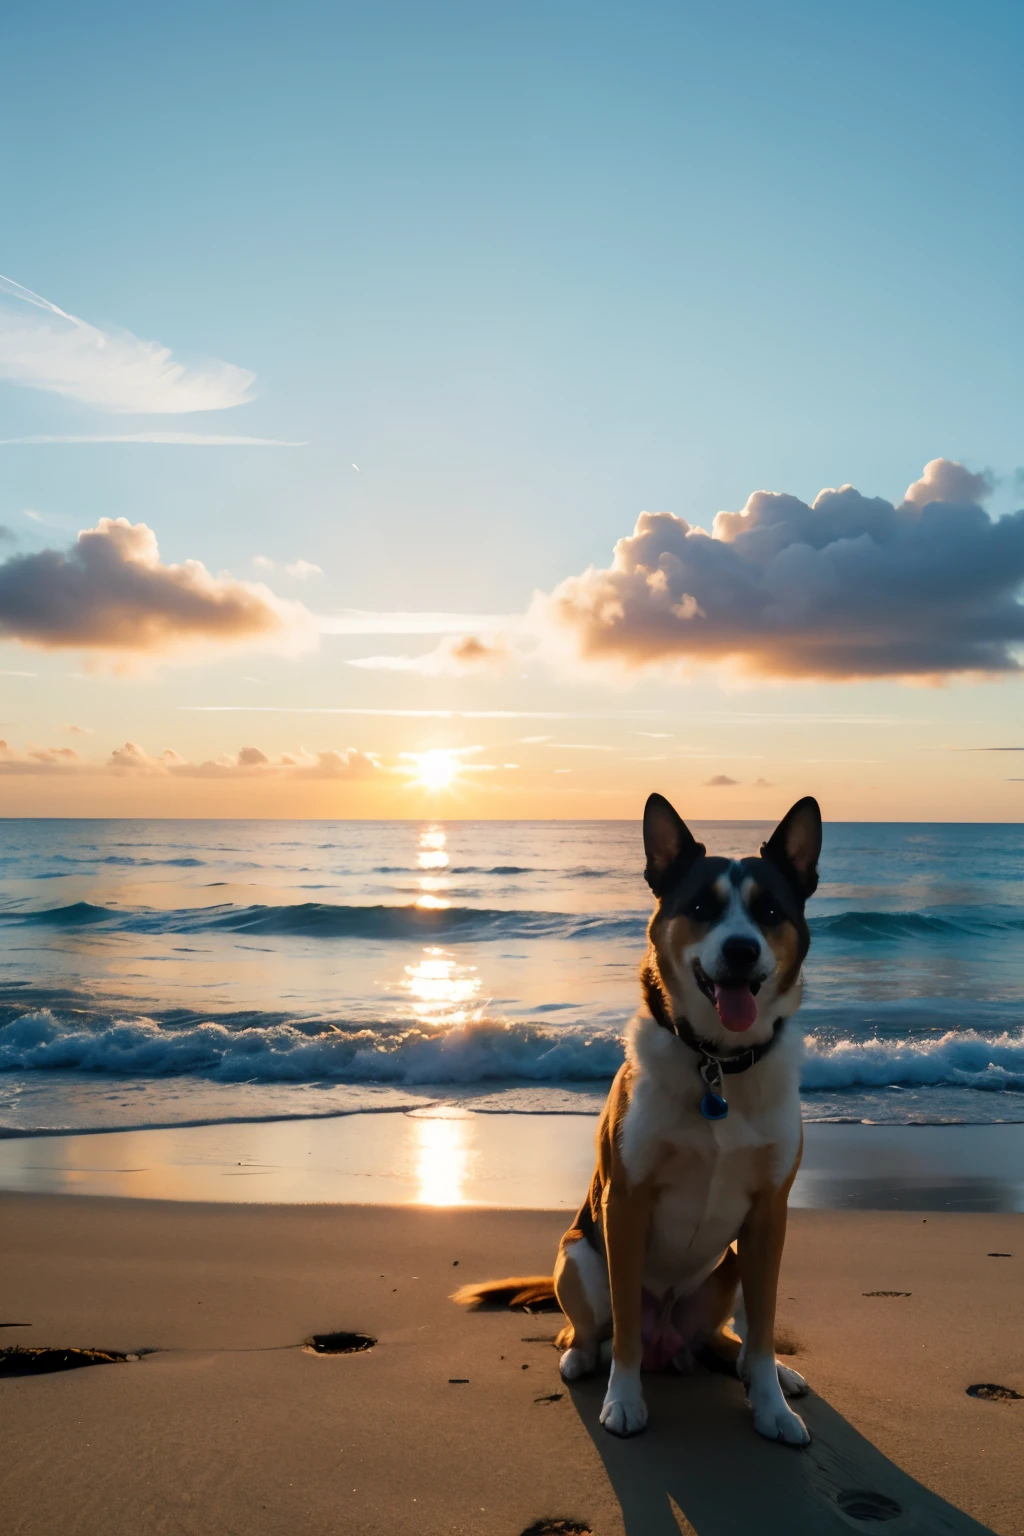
[0,819,1021,1133]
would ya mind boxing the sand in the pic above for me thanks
[2,1195,1022,1535]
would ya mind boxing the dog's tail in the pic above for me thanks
[450,1275,559,1312]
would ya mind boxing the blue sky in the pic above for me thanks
[0,1,1021,817]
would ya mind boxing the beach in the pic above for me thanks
[3,1193,1021,1535]
[2,818,1022,1532]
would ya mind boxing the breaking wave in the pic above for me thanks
[1,1009,1022,1097]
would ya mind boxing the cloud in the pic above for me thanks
[0,518,312,659]
[536,459,1024,681]
[903,458,993,508]
[62,724,93,735]
[0,740,81,775]
[23,508,67,528]
[319,610,523,636]
[0,274,254,414]
[347,633,514,676]
[705,774,739,786]
[752,777,774,787]
[184,706,671,720]
[253,556,323,578]
[1,435,304,446]
[108,742,380,780]
[0,739,380,780]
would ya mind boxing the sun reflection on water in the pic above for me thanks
[415,825,450,907]
[414,1113,470,1205]
[402,947,481,1024]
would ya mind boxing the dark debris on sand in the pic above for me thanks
[0,1347,137,1377]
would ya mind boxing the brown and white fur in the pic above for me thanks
[453,793,822,1445]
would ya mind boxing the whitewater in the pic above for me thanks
[0,818,1021,1135]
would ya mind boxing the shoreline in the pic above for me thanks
[0,1110,1021,1210]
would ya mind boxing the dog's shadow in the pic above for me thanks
[568,1369,994,1536]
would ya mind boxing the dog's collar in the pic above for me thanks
[640,965,787,1119]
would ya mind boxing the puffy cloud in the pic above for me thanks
[0,274,254,414]
[705,774,738,786]
[0,518,311,659]
[347,633,514,676]
[108,743,380,780]
[903,457,993,509]
[536,459,1024,681]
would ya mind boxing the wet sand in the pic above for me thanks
[1,1112,1022,1211]
[2,1195,1021,1535]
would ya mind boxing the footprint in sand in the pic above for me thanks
[520,1523,591,1536]
[303,1331,376,1355]
[835,1490,903,1522]
[966,1383,1022,1402]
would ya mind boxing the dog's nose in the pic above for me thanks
[721,936,761,972]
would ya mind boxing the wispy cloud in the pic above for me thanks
[319,610,523,636]
[23,508,69,527]
[1,434,305,446]
[182,707,671,720]
[253,555,324,577]
[0,274,255,414]
[705,774,739,786]
[348,634,513,676]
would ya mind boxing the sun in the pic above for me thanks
[412,749,459,791]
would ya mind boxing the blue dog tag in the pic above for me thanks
[700,1091,729,1120]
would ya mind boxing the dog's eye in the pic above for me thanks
[752,894,783,927]
[686,893,719,923]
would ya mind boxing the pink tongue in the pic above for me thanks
[714,984,758,1033]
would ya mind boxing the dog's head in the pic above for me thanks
[643,792,821,1051]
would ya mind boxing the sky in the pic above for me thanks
[0,0,1022,820]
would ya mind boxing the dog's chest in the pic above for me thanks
[622,1078,800,1290]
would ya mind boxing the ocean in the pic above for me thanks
[0,818,1021,1138]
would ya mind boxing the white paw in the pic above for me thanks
[599,1363,648,1437]
[559,1346,595,1381]
[750,1392,810,1445]
[776,1362,808,1398]
[600,1392,649,1437]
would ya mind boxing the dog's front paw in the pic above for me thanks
[599,1362,648,1437]
[776,1362,808,1398]
[751,1394,810,1445]
[559,1345,596,1382]
[600,1392,648,1437]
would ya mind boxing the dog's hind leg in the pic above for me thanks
[729,1291,808,1398]
[554,1235,610,1381]
[692,1245,744,1373]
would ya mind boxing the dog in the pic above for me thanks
[453,792,822,1444]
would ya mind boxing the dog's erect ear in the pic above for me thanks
[760,797,822,900]
[643,793,705,896]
